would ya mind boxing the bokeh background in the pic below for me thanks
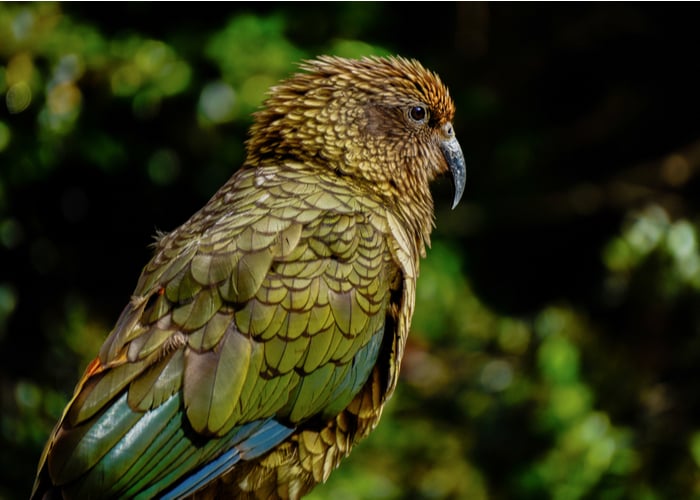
[3,3,700,499]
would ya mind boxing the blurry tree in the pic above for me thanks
[3,3,700,499]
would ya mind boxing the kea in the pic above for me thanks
[31,55,466,499]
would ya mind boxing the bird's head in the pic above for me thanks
[246,55,466,210]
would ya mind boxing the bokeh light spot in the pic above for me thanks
[199,81,236,124]
[498,319,531,355]
[15,380,41,412]
[549,384,591,422]
[624,204,669,256]
[111,64,142,96]
[158,60,191,96]
[0,282,18,331]
[480,359,513,392]
[239,74,277,111]
[538,336,579,384]
[6,52,34,85]
[47,82,82,115]
[0,218,24,249]
[148,148,181,186]
[134,40,169,74]
[52,53,84,86]
[6,81,32,113]
[10,9,35,41]
[666,220,696,260]
[661,153,691,187]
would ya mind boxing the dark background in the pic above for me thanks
[2,3,700,498]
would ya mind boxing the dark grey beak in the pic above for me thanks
[439,123,466,209]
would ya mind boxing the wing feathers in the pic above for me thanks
[184,326,253,434]
[128,348,184,411]
[37,167,402,497]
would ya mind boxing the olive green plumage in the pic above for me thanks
[32,55,466,499]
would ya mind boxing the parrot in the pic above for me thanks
[31,55,466,499]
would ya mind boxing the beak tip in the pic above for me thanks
[451,180,465,210]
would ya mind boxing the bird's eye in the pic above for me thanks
[409,105,428,123]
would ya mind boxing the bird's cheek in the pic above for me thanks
[425,146,448,180]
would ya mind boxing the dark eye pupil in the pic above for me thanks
[410,106,426,122]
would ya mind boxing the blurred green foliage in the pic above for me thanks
[3,3,700,499]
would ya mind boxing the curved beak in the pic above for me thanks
[439,123,466,209]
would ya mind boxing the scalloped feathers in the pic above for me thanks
[32,55,462,499]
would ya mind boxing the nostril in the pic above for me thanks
[442,122,454,138]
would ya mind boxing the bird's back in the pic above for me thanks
[33,162,405,499]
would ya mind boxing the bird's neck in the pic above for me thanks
[390,183,435,260]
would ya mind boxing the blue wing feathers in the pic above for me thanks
[159,448,242,500]
[161,418,294,499]
[238,419,295,459]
